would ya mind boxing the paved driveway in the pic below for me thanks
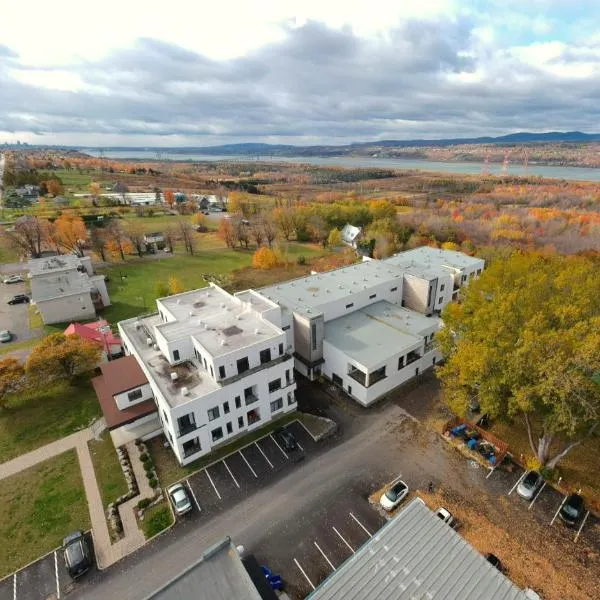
[0,278,38,344]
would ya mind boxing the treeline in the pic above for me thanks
[307,167,396,184]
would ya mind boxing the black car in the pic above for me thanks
[63,531,92,578]
[559,493,585,527]
[275,427,298,452]
[7,294,29,305]
[486,553,502,571]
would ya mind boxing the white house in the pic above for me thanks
[28,255,111,325]
[341,224,362,248]
[119,285,296,465]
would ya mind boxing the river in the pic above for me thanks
[84,150,600,182]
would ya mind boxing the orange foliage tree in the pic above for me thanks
[252,247,278,270]
[164,190,175,207]
[53,214,87,256]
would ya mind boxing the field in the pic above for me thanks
[0,450,90,578]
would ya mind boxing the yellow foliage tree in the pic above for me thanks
[89,182,101,197]
[441,241,461,251]
[327,228,342,247]
[54,214,87,257]
[252,247,278,270]
[0,357,25,409]
[168,277,185,295]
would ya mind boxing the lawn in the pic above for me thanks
[140,501,173,539]
[53,169,93,192]
[0,450,90,578]
[88,431,128,508]
[0,377,101,463]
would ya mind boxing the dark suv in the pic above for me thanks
[275,427,298,452]
[7,294,29,305]
[63,531,92,578]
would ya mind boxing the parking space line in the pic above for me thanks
[297,440,304,452]
[574,510,590,543]
[204,468,222,500]
[239,450,258,478]
[223,459,240,488]
[332,526,355,553]
[508,471,526,496]
[13,573,16,600]
[349,512,372,537]
[255,441,274,469]
[551,495,568,525]
[54,551,60,599]
[314,541,336,571]
[486,464,498,479]
[528,482,546,510]
[270,434,289,459]
[294,558,316,591]
[186,479,201,511]
[296,419,317,441]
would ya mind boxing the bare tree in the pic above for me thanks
[232,215,250,249]
[125,221,146,258]
[105,220,127,261]
[263,215,277,248]
[4,216,47,258]
[89,227,108,262]
[178,220,196,255]
[249,215,265,247]
[163,227,176,253]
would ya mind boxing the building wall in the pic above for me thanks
[36,292,95,325]
[91,275,111,307]
[114,382,154,411]
[432,272,454,314]
[80,256,93,276]
[401,274,433,314]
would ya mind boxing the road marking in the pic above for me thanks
[255,441,274,469]
[293,558,315,591]
[54,551,60,599]
[314,541,336,571]
[270,434,289,459]
[186,479,201,511]
[486,464,498,479]
[349,512,372,537]
[223,459,240,488]
[551,495,568,526]
[332,526,355,553]
[239,450,258,478]
[204,468,221,500]
[528,482,546,510]
[574,510,590,543]
[13,573,16,600]
[297,440,304,451]
[296,418,317,441]
[508,471,526,496]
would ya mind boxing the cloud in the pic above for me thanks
[1,13,600,145]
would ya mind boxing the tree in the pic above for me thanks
[441,241,461,251]
[89,182,101,199]
[125,221,146,257]
[164,190,175,208]
[249,216,264,247]
[253,247,278,270]
[327,228,342,247]
[177,220,196,255]
[155,280,170,299]
[168,277,184,295]
[0,358,25,410]
[44,178,64,197]
[217,218,236,248]
[105,220,128,261]
[26,333,102,381]
[54,214,87,257]
[273,207,296,240]
[191,212,207,231]
[89,227,108,262]
[3,216,48,258]
[163,227,176,253]
[437,252,600,469]
[263,216,277,248]
[232,216,250,249]
[307,215,328,246]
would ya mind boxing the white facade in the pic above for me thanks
[113,382,154,411]
[119,285,296,465]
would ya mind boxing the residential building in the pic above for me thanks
[143,232,166,253]
[64,319,123,360]
[309,497,534,600]
[28,255,110,325]
[341,223,362,248]
[92,355,160,446]
[118,285,297,465]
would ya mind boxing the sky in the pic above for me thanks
[1,0,599,147]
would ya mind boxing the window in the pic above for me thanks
[235,396,241,409]
[461,274,467,282]
[260,348,272,364]
[438,297,443,304]
[211,427,223,442]
[162,410,169,424]
[440,284,445,291]
[391,286,397,292]
[245,387,257,405]
[286,369,291,383]
[173,349,180,361]
[207,406,220,421]
[398,356,405,370]
[237,356,249,374]
[127,388,143,402]
[238,416,244,428]
[218,365,226,379]
[348,385,352,395]
[270,398,283,412]
[282,325,290,331]
[279,343,284,356]
[226,422,233,434]
[287,391,296,405]
[432,356,437,365]
[182,437,201,458]
[345,302,354,309]
[477,268,482,275]
[415,367,420,376]
[268,378,282,393]
[210,366,214,377]
[247,408,261,425]
[178,413,197,436]
[223,401,230,414]
[311,323,317,350]
[369,294,376,299]
[203,358,207,369]
[167,430,173,444]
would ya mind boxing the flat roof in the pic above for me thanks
[309,497,527,600]
[387,246,484,271]
[143,538,262,600]
[30,272,92,302]
[28,255,83,276]
[324,301,433,369]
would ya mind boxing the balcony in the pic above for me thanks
[244,394,259,406]
[221,353,292,386]
[182,439,201,458]
[348,367,367,387]
[348,365,387,388]
[406,351,421,366]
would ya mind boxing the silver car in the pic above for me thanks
[517,470,543,500]
[3,275,24,284]
[0,330,11,343]
[167,483,193,516]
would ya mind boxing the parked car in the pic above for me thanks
[2,275,24,284]
[275,427,298,452]
[0,330,11,343]
[486,553,502,571]
[559,493,584,527]
[517,470,544,500]
[63,531,92,578]
[167,483,193,516]
[7,294,29,305]
[380,479,409,511]
[435,507,454,526]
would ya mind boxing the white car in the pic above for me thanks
[0,330,11,343]
[3,275,24,284]
[380,479,409,511]
[167,483,193,516]
[435,507,454,526]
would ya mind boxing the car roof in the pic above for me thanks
[566,493,583,506]
[65,540,85,565]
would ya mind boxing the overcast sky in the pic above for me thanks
[1,0,599,147]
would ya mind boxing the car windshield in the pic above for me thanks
[523,472,539,487]
[386,483,405,501]
[65,541,84,566]
[562,504,579,518]
[173,490,188,507]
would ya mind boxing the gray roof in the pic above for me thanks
[28,255,83,277]
[386,247,485,272]
[143,537,262,600]
[309,498,526,600]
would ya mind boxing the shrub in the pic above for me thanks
[143,505,172,538]
[137,498,151,510]
[139,453,149,462]
[297,255,306,266]
[149,478,159,488]
[144,461,154,472]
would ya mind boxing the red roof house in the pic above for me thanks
[64,320,123,358]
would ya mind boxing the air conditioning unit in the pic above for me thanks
[170,372,178,381]
[181,387,189,396]
[153,344,159,351]
[146,337,153,346]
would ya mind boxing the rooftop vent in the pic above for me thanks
[189,310,194,316]
[220,339,226,346]
[176,299,181,305]
[146,337,153,346]
[254,328,260,335]
[220,303,226,308]
[170,372,178,381]
[181,386,189,396]
[236,315,241,320]
[135,322,142,330]
[153,344,159,351]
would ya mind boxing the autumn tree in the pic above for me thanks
[307,215,328,246]
[89,182,101,199]
[89,227,108,262]
[191,212,207,231]
[232,216,250,249]
[0,358,25,410]
[437,252,600,469]
[164,190,175,208]
[263,216,277,248]
[327,228,342,247]
[273,207,296,241]
[178,220,196,255]
[249,216,264,247]
[168,277,184,295]
[54,214,87,257]
[125,221,146,257]
[3,216,47,258]
[105,220,128,261]
[218,218,236,248]
[44,178,64,197]
[26,333,102,381]
[163,227,176,253]
[253,247,278,270]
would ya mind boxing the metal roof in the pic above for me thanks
[309,498,527,600]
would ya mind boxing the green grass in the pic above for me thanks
[28,305,44,330]
[54,169,93,191]
[0,337,40,355]
[0,449,90,578]
[0,377,101,463]
[88,432,128,508]
[147,411,297,486]
[141,501,173,539]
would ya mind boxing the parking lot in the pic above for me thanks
[173,420,319,525]
[0,533,94,600]
[0,278,36,344]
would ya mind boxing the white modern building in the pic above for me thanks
[119,285,297,465]
[28,255,111,325]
